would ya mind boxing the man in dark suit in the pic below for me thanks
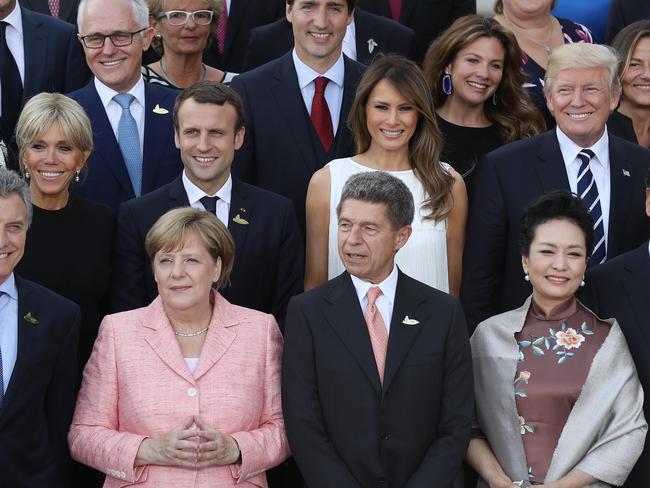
[356,0,475,63]
[461,43,650,332]
[68,0,182,213]
[582,169,650,488]
[242,7,415,71]
[607,0,650,43]
[112,81,303,327]
[231,0,365,234]
[0,0,88,157]
[203,0,285,73]
[0,168,80,488]
[18,0,80,25]
[283,171,473,487]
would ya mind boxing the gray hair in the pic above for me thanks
[78,0,150,32]
[0,169,32,226]
[336,171,415,230]
[544,43,621,96]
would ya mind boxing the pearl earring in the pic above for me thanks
[524,272,530,282]
[75,169,80,182]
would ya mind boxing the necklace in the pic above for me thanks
[501,12,556,55]
[174,325,209,337]
[159,57,207,88]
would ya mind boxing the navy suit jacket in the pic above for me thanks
[230,52,366,234]
[282,271,473,487]
[582,242,650,487]
[242,9,415,71]
[19,0,80,25]
[111,175,303,326]
[0,276,80,488]
[67,81,183,213]
[460,130,650,332]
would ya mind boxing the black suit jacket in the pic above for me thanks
[203,0,285,73]
[112,175,303,325]
[242,9,415,71]
[19,0,80,25]
[460,130,650,332]
[582,242,650,488]
[282,271,473,487]
[0,276,80,487]
[356,0,476,63]
[230,52,365,234]
[607,0,650,43]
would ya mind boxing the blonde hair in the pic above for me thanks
[145,207,234,289]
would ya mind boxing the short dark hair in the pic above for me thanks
[336,171,414,230]
[286,0,356,14]
[173,81,245,132]
[519,191,594,258]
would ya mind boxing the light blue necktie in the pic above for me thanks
[113,94,142,197]
[576,149,606,266]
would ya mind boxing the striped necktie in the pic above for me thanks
[576,149,606,266]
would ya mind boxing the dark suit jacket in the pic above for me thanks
[112,174,303,325]
[582,242,650,488]
[460,130,650,332]
[356,0,476,63]
[203,0,285,73]
[0,276,80,488]
[230,52,365,234]
[282,271,473,487]
[242,9,415,71]
[607,0,650,43]
[19,0,80,25]
[67,81,183,213]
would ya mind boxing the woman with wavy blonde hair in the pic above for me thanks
[305,54,467,295]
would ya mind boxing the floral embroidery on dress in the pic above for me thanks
[518,415,535,434]
[515,370,531,398]
[518,321,593,364]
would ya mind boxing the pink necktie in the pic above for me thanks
[389,0,402,21]
[364,287,389,384]
[216,0,228,54]
[311,77,334,152]
[48,0,60,17]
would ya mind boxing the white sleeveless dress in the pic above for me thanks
[327,157,450,292]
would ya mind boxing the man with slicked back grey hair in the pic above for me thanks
[0,167,81,487]
[68,0,182,213]
[462,42,650,332]
[283,170,473,487]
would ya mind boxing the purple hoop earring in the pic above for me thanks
[442,73,452,96]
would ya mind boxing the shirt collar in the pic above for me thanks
[292,48,345,91]
[3,2,23,39]
[94,75,146,111]
[556,126,610,170]
[350,264,399,307]
[0,273,17,301]
[182,170,232,206]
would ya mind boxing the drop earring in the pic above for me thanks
[442,72,452,96]
[580,277,585,287]
[75,169,80,182]
[23,167,29,181]
[492,90,497,106]
[524,272,530,282]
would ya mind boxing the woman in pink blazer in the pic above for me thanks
[69,208,289,487]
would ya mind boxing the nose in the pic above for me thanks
[387,108,398,125]
[476,61,489,78]
[571,88,585,106]
[170,259,186,278]
[641,62,650,79]
[347,224,363,244]
[552,253,568,271]
[0,228,7,248]
[313,6,327,29]
[184,14,197,28]
[197,132,210,152]
[45,146,57,163]
[101,37,118,56]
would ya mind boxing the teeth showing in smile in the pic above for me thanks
[310,32,330,39]
[467,81,487,89]
[101,60,122,67]
[0,252,7,259]
[567,113,590,120]
[195,157,215,163]
[39,171,63,177]
[633,84,650,90]
[546,276,568,282]
[380,129,403,137]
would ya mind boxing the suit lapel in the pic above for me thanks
[168,174,191,206]
[329,56,360,158]
[20,8,46,101]
[534,131,571,193]
[142,83,175,193]
[323,274,382,394]
[354,11,372,64]
[194,294,237,380]
[227,179,252,255]
[382,271,428,394]
[606,136,633,258]
[620,245,650,352]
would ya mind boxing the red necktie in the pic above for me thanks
[389,0,402,21]
[311,77,334,152]
[48,0,60,17]
[364,287,389,384]
[216,0,228,54]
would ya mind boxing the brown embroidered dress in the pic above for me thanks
[514,297,609,483]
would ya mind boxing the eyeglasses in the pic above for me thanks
[156,10,214,26]
[79,28,148,49]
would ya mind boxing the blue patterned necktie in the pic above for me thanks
[576,149,606,266]
[113,94,142,197]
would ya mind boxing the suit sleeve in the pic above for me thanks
[68,315,149,485]
[63,25,91,93]
[282,297,362,488]
[231,77,256,184]
[45,304,81,487]
[111,202,148,313]
[405,301,473,487]
[460,153,508,333]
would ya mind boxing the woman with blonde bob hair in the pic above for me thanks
[305,54,467,295]
[424,15,544,190]
[70,207,289,487]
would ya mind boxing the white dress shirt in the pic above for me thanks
[94,76,146,157]
[350,264,399,334]
[0,273,18,395]
[0,3,25,117]
[342,19,357,61]
[292,48,345,135]
[556,126,611,248]
[182,170,232,226]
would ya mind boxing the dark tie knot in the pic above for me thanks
[0,21,8,38]
[314,76,329,94]
[113,93,135,110]
[200,195,219,214]
[578,148,595,164]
